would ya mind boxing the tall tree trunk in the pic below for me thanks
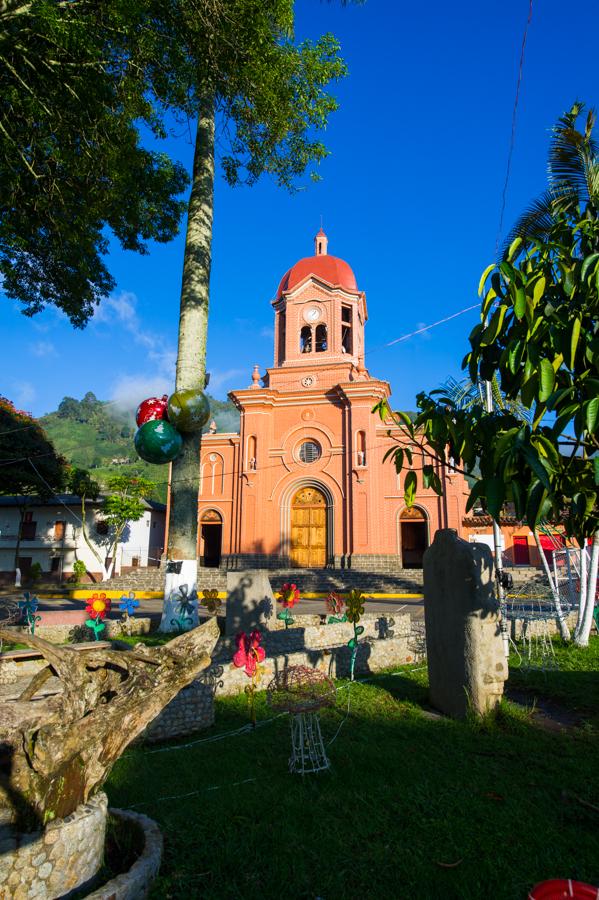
[574,532,599,647]
[161,104,215,629]
[79,496,109,581]
[533,530,570,641]
[13,504,25,583]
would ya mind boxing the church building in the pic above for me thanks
[197,230,468,570]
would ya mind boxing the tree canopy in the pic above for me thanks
[0,395,68,496]
[378,104,599,546]
[0,0,346,326]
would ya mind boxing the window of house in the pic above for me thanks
[298,441,322,463]
[95,519,109,535]
[53,520,65,541]
[21,516,37,540]
[50,556,60,572]
[315,323,327,352]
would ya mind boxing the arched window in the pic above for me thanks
[247,435,257,470]
[356,430,366,466]
[300,326,312,353]
[278,310,286,365]
[315,323,327,352]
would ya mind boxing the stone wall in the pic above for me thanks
[85,809,163,900]
[0,792,107,899]
[209,612,415,696]
[4,616,152,645]
[220,554,405,572]
[140,674,216,743]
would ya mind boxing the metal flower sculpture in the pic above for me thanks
[232,630,266,726]
[345,589,367,681]
[85,593,111,641]
[325,591,347,623]
[276,582,300,629]
[118,591,139,636]
[201,588,222,615]
[18,592,41,635]
[170,584,198,633]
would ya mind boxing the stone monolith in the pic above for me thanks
[225,570,276,635]
[423,529,507,718]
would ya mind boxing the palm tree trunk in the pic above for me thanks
[161,104,215,628]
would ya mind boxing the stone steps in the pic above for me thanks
[102,566,426,594]
[103,564,545,594]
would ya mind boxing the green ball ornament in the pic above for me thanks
[134,420,183,465]
[167,388,210,434]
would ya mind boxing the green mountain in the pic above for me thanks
[40,392,240,503]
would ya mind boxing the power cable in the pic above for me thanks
[494,0,534,258]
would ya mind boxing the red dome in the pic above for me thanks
[276,254,358,299]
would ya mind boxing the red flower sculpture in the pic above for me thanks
[85,593,111,620]
[233,630,266,677]
[277,583,300,609]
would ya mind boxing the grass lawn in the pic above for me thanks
[106,636,599,900]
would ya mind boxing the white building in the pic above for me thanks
[0,494,165,583]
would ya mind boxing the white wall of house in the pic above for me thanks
[0,497,165,578]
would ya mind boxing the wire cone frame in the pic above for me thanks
[267,665,336,714]
[267,666,336,775]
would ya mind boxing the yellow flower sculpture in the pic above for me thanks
[345,589,365,623]
[202,589,222,615]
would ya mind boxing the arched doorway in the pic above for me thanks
[200,509,222,568]
[290,487,327,568]
[400,507,428,568]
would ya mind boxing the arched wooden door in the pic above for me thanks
[290,487,327,568]
[400,507,428,568]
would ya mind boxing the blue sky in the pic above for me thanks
[2,0,599,418]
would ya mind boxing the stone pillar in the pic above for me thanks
[423,529,507,718]
[225,570,276,635]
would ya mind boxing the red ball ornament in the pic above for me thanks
[135,394,169,427]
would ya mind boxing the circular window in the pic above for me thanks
[298,440,321,464]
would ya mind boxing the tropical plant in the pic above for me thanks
[438,375,532,423]
[376,104,599,647]
[503,101,598,252]
[102,473,156,580]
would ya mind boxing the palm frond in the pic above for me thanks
[548,102,599,204]
[501,189,558,259]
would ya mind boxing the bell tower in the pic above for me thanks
[268,231,368,390]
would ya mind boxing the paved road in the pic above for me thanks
[14,593,425,621]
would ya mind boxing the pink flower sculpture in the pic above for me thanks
[325,591,345,617]
[277,583,300,609]
[233,630,266,678]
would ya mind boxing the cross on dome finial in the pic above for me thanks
[314,225,328,256]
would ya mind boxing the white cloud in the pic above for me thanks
[10,381,36,409]
[260,327,274,339]
[96,289,176,376]
[110,374,171,414]
[29,340,57,357]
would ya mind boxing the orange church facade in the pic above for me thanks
[197,231,469,570]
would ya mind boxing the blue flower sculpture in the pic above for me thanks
[18,591,41,634]
[119,591,139,617]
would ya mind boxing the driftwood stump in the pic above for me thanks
[0,618,219,830]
